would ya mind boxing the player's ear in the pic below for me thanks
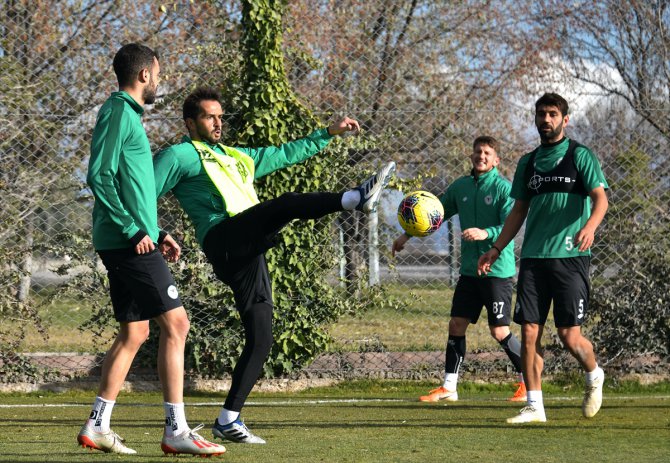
[492,154,500,167]
[185,118,195,133]
[138,67,150,84]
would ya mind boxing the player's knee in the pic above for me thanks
[159,308,191,341]
[557,328,581,350]
[244,303,273,353]
[448,317,469,335]
[489,325,510,342]
[172,316,191,340]
[123,324,150,347]
[256,321,273,354]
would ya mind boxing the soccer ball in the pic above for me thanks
[397,191,444,237]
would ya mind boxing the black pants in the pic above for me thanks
[203,192,343,411]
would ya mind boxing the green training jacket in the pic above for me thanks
[153,128,333,248]
[439,167,516,278]
[87,91,159,250]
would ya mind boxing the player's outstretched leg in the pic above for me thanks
[355,161,396,212]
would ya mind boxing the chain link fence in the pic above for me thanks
[1,0,668,382]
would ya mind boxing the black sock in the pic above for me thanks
[499,332,523,375]
[445,335,466,374]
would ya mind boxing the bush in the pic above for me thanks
[588,217,670,366]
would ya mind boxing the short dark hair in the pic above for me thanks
[113,43,159,87]
[473,135,499,154]
[183,86,222,120]
[535,92,569,116]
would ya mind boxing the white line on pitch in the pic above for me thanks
[0,395,668,408]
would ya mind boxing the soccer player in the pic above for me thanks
[153,86,395,444]
[478,93,608,423]
[78,44,225,456]
[392,136,526,403]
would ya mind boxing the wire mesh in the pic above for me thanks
[1,0,668,380]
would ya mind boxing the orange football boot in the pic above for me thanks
[419,386,458,402]
[509,382,527,402]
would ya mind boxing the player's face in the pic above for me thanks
[190,100,224,144]
[142,57,160,105]
[470,143,499,175]
[535,104,568,143]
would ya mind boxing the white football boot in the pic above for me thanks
[161,424,226,456]
[506,405,547,424]
[582,368,605,418]
[77,425,137,454]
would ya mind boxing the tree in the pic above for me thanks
[541,0,670,140]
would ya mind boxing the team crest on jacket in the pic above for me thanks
[484,194,493,205]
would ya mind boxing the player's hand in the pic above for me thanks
[391,233,410,257]
[328,117,360,136]
[159,234,181,262]
[574,225,596,252]
[135,235,155,255]
[462,228,488,241]
[477,249,499,275]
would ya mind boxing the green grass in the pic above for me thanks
[330,284,524,351]
[1,381,668,462]
[7,293,115,353]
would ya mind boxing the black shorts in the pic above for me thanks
[98,248,183,322]
[203,228,273,315]
[451,275,513,326]
[514,257,590,327]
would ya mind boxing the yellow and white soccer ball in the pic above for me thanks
[397,191,444,237]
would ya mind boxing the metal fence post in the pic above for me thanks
[368,210,379,286]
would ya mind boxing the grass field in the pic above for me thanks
[329,284,525,351]
[1,380,668,462]
[19,284,505,353]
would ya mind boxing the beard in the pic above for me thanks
[200,130,221,144]
[196,125,221,144]
[142,79,158,105]
[537,122,563,142]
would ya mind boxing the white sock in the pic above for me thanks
[586,365,603,385]
[442,373,458,391]
[527,390,544,410]
[164,402,189,437]
[519,373,525,384]
[341,190,360,210]
[87,396,115,433]
[218,408,240,426]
